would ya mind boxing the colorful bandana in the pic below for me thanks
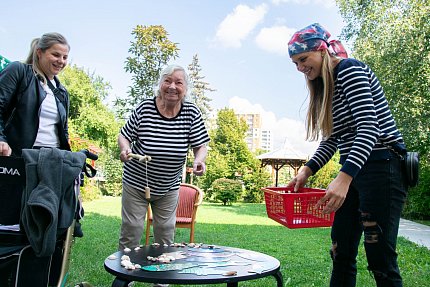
[288,23,338,57]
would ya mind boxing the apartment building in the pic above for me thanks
[236,113,273,152]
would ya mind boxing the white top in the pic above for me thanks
[33,79,61,147]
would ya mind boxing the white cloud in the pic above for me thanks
[213,4,268,48]
[255,25,296,55]
[271,0,336,9]
[228,96,318,157]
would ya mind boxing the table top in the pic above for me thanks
[104,244,281,285]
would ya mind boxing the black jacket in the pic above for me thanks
[0,61,71,155]
[20,148,86,257]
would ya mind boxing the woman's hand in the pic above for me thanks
[316,171,352,214]
[192,145,207,176]
[193,161,206,176]
[119,148,132,162]
[0,141,12,156]
[287,166,313,192]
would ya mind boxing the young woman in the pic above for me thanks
[0,32,73,286]
[0,32,71,156]
[287,23,407,287]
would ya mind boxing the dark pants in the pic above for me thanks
[330,157,407,287]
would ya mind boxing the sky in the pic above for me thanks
[1,0,348,157]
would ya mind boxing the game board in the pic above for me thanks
[115,243,270,276]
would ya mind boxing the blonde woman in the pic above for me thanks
[287,23,407,287]
[0,32,71,156]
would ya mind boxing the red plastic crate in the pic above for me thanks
[263,186,334,229]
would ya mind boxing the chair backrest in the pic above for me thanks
[176,183,203,219]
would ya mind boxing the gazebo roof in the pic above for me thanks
[257,147,307,161]
[257,146,308,186]
[257,147,308,168]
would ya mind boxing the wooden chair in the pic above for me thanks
[145,183,204,244]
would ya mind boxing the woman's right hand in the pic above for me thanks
[0,141,12,156]
[119,148,132,162]
[286,166,313,192]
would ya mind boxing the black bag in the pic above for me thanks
[405,152,419,187]
[0,156,26,224]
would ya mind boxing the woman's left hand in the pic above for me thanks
[316,171,352,214]
[0,141,12,156]
[193,161,206,176]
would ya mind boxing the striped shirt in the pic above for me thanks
[120,98,210,195]
[306,58,405,178]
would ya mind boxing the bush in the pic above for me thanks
[102,156,123,196]
[79,179,102,201]
[211,178,242,205]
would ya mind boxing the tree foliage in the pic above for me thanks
[115,25,179,118]
[211,178,243,205]
[201,108,271,203]
[60,65,122,152]
[187,54,215,122]
[307,152,341,189]
[59,65,123,198]
[336,0,430,218]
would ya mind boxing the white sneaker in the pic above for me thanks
[152,284,169,287]
[127,282,135,287]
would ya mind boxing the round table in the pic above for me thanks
[104,244,283,287]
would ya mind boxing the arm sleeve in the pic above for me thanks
[189,106,210,148]
[337,64,380,178]
[0,62,24,142]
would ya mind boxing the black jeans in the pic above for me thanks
[330,157,407,287]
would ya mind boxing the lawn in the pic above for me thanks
[66,197,430,287]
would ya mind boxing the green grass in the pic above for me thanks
[415,220,430,227]
[66,197,430,287]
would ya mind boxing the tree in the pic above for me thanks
[336,0,430,218]
[212,178,243,205]
[337,0,430,156]
[59,65,123,197]
[115,25,179,118]
[211,108,252,176]
[187,54,215,122]
[307,152,341,189]
[60,65,122,151]
[201,108,271,202]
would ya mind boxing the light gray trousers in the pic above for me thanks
[119,182,179,250]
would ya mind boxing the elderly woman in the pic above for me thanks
[118,64,210,251]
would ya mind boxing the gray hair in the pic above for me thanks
[25,32,70,83]
[154,64,191,99]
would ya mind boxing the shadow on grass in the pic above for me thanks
[67,211,430,287]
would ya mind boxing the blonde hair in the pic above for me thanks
[305,51,335,141]
[25,32,69,84]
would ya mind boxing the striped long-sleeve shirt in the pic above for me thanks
[120,98,210,195]
[306,58,405,178]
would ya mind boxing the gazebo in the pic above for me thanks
[257,147,308,186]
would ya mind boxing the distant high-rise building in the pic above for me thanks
[236,113,273,152]
[261,130,274,152]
